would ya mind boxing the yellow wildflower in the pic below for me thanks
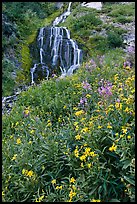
[75,125,79,131]
[115,133,119,137]
[81,162,84,168]
[15,122,19,126]
[10,135,13,139]
[124,107,129,113]
[118,88,123,92]
[24,109,29,115]
[63,105,67,109]
[74,148,79,158]
[39,195,44,202]
[11,154,17,161]
[90,151,97,157]
[115,102,122,110]
[87,163,92,168]
[98,125,102,129]
[81,127,89,133]
[122,127,127,134]
[22,169,28,175]
[84,147,91,156]
[109,144,117,152]
[74,122,79,126]
[51,179,56,185]
[2,191,5,196]
[28,141,32,144]
[69,189,76,199]
[35,195,44,202]
[47,122,52,127]
[91,199,101,202]
[56,186,63,190]
[70,177,76,183]
[75,134,81,140]
[80,117,86,122]
[75,110,84,116]
[27,170,34,177]
[73,107,78,111]
[30,129,35,134]
[80,154,86,161]
[127,135,131,139]
[86,94,91,98]
[107,124,112,129]
[16,138,21,144]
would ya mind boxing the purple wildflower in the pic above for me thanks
[123,60,131,68]
[98,80,113,97]
[82,81,92,90]
[80,97,87,105]
[127,46,135,53]
[90,59,97,68]
[116,99,120,103]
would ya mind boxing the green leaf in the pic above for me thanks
[122,159,131,169]
[109,199,120,202]
[123,176,135,186]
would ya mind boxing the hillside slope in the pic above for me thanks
[2,2,135,202]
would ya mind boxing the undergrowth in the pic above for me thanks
[2,48,135,202]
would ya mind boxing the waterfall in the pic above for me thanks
[30,2,82,84]
[53,2,72,26]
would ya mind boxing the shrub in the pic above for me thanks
[107,31,123,48]
[114,16,133,24]
[72,13,102,32]
[2,58,16,96]
[88,35,109,54]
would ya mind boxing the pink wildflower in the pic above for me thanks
[82,81,92,90]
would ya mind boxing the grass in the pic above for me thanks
[2,48,135,202]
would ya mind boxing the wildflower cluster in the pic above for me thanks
[2,44,135,202]
[22,169,34,177]
[98,79,113,98]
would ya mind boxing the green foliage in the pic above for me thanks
[114,16,133,24]
[2,49,135,201]
[72,13,102,32]
[107,31,123,48]
[88,35,109,55]
[102,2,135,17]
[3,2,58,22]
[2,58,16,96]
[2,3,135,201]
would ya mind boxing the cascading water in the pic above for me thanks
[30,2,82,84]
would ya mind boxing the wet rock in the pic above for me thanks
[81,2,102,10]
[55,2,64,9]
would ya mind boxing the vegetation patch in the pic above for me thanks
[2,50,135,202]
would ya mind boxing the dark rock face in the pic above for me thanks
[55,2,64,9]
[30,26,82,83]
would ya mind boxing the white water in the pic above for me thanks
[53,2,72,26]
[31,2,82,84]
[81,2,102,10]
[30,63,37,84]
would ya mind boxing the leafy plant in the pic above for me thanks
[107,31,123,48]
